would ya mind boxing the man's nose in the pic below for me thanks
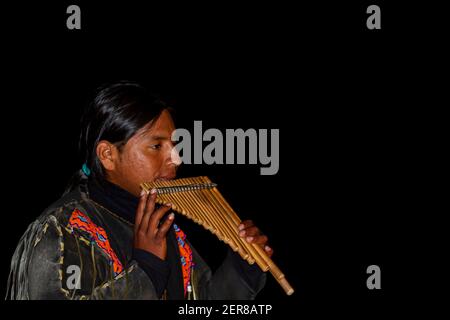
[169,146,182,167]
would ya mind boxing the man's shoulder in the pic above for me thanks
[37,189,92,226]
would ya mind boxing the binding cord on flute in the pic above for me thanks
[141,176,295,296]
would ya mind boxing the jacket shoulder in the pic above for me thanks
[36,189,93,227]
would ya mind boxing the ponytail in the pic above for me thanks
[62,164,90,196]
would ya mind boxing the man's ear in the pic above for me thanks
[96,141,120,172]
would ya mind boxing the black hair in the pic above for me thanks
[64,81,169,195]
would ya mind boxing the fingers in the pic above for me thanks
[238,220,256,240]
[148,203,173,234]
[241,233,268,245]
[264,245,274,257]
[239,226,259,237]
[238,220,254,230]
[251,234,268,245]
[135,189,148,231]
[238,220,273,255]
[238,224,262,243]
[156,212,175,239]
[139,189,157,233]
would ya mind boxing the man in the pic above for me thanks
[6,81,272,299]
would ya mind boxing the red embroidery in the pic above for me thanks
[68,209,124,276]
[173,223,193,297]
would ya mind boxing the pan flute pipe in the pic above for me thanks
[141,176,294,296]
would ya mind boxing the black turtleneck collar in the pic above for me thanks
[87,177,139,225]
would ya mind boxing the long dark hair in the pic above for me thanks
[64,81,169,195]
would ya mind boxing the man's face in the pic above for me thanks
[107,109,181,197]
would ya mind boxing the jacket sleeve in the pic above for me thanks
[192,246,267,300]
[9,215,160,300]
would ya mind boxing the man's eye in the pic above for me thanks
[150,144,162,150]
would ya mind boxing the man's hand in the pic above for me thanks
[238,220,273,258]
[134,188,174,260]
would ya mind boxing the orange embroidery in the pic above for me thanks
[173,223,193,296]
[68,209,124,275]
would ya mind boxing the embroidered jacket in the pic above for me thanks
[6,186,266,300]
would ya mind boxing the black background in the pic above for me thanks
[0,0,431,317]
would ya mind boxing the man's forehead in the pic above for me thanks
[135,111,175,139]
[138,124,175,140]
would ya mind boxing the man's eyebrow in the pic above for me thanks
[148,135,170,141]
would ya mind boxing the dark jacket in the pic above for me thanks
[5,182,266,300]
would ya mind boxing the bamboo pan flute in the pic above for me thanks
[141,176,294,295]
